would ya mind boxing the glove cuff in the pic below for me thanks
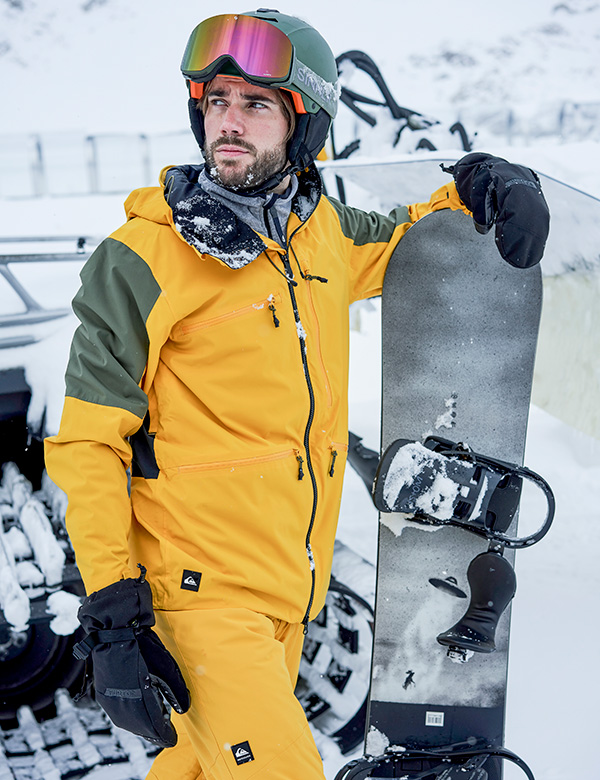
[78,565,155,633]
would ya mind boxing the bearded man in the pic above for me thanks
[45,10,549,780]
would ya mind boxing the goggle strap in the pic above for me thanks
[286,89,306,115]
[189,81,205,99]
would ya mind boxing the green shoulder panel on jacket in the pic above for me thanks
[66,237,162,418]
[325,196,411,246]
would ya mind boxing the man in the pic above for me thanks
[45,10,549,780]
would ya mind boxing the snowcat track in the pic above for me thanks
[0,690,159,780]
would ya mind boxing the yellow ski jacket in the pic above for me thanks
[45,164,466,625]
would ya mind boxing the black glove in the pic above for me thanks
[445,152,550,268]
[73,565,190,748]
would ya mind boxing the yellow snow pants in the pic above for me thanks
[145,608,326,780]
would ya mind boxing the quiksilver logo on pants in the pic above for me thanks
[231,741,254,765]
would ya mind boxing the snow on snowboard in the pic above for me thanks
[337,209,553,779]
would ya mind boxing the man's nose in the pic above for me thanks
[220,105,244,135]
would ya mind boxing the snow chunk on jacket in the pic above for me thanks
[45,163,465,624]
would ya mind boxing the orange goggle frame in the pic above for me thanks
[188,78,307,115]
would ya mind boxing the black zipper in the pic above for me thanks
[279,245,319,632]
[265,193,322,632]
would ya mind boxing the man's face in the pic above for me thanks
[203,76,290,191]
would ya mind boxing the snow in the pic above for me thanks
[46,590,82,636]
[380,441,463,521]
[435,395,458,431]
[0,531,30,631]
[3,525,31,559]
[365,726,390,757]
[296,318,308,341]
[109,727,153,780]
[15,559,44,588]
[19,498,66,586]
[54,689,102,767]
[1,1,599,779]
[469,474,489,527]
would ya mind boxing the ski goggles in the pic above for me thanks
[181,14,338,117]
[181,14,294,86]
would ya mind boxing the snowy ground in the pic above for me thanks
[1,1,600,779]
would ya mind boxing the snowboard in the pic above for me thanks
[319,155,600,279]
[342,209,543,779]
[320,156,600,440]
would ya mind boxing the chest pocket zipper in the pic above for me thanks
[171,448,296,475]
[180,293,283,334]
[268,294,280,328]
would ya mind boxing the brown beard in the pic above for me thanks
[204,136,287,191]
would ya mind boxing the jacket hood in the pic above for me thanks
[124,185,171,226]
[161,163,323,270]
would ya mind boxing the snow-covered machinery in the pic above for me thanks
[325,50,473,203]
[0,238,92,726]
[297,541,375,755]
[333,50,473,159]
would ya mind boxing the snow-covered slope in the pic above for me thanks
[1,0,599,142]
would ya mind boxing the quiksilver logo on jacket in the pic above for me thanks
[180,570,202,591]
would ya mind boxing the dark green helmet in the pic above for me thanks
[242,9,339,120]
[181,9,339,177]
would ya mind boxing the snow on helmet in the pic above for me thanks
[181,9,339,175]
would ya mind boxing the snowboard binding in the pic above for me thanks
[372,435,555,549]
[348,432,555,660]
[335,740,535,780]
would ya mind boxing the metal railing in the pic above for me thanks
[1,101,599,200]
[0,238,92,348]
[0,130,202,199]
